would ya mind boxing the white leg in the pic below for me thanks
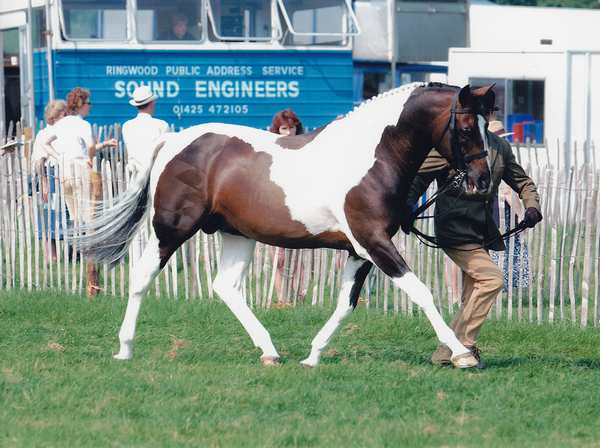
[213,233,279,361]
[114,235,161,360]
[301,257,367,367]
[394,272,470,357]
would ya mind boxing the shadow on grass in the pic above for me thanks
[573,358,600,369]
[318,351,600,372]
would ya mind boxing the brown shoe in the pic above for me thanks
[466,345,485,369]
[431,344,452,366]
[86,284,102,298]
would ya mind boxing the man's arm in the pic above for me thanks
[498,138,542,227]
[406,149,450,206]
[402,150,450,233]
[499,140,540,210]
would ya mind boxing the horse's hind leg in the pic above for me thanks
[213,232,280,365]
[301,255,372,367]
[114,234,162,360]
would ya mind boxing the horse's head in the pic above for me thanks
[434,84,495,192]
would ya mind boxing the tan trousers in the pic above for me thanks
[62,179,79,223]
[443,246,504,347]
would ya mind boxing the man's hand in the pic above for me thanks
[103,138,118,148]
[523,207,542,228]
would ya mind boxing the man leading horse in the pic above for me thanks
[403,106,543,369]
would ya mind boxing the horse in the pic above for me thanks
[76,82,495,369]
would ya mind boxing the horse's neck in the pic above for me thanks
[371,117,435,202]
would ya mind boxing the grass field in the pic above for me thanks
[2,291,600,447]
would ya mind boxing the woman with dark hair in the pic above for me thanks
[269,109,304,136]
[268,109,306,304]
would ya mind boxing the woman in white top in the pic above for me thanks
[32,100,68,261]
[43,87,117,221]
[32,100,67,169]
[32,100,67,199]
[44,87,117,297]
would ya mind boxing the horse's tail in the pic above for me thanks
[73,141,165,267]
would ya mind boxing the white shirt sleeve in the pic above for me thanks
[32,127,49,163]
[80,119,94,149]
[160,120,169,135]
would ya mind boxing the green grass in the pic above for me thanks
[2,291,600,447]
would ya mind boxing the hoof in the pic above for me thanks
[451,352,478,369]
[260,355,280,367]
[300,359,317,369]
[113,351,132,361]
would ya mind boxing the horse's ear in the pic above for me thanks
[473,84,496,113]
[458,84,473,107]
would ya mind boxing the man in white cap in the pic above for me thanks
[122,85,169,272]
[122,85,169,176]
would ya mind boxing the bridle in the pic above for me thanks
[433,93,489,172]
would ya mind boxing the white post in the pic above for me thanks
[0,32,5,127]
[45,0,54,101]
[26,0,36,134]
[388,0,396,88]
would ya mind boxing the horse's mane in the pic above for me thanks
[344,82,424,119]
[424,82,460,91]
[343,82,461,122]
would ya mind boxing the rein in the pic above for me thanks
[407,169,529,252]
[407,94,524,252]
[410,216,528,252]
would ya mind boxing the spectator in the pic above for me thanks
[32,100,67,261]
[44,87,117,297]
[122,85,169,176]
[122,85,169,270]
[488,119,530,291]
[269,109,304,136]
[160,14,195,41]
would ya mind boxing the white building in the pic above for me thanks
[448,2,600,166]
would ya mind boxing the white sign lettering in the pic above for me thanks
[106,65,159,76]
[194,80,299,99]
[114,80,180,98]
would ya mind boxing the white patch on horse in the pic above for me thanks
[148,83,423,258]
[478,114,491,169]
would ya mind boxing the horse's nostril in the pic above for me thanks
[477,171,490,190]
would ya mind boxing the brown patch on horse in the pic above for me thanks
[152,132,352,264]
[275,126,326,150]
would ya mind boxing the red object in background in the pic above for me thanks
[513,122,524,143]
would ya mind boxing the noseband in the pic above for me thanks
[434,94,488,171]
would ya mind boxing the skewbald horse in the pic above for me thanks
[77,82,495,369]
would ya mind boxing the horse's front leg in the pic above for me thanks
[301,255,372,367]
[364,235,477,368]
